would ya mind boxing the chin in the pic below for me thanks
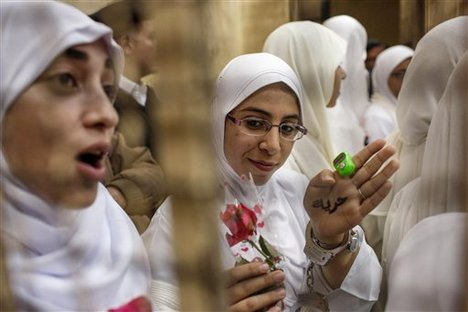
[57,186,98,210]
[252,175,270,186]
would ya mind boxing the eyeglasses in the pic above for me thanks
[226,115,308,141]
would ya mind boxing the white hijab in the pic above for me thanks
[382,50,468,275]
[386,212,467,311]
[212,53,312,309]
[263,21,345,179]
[371,45,414,105]
[212,52,304,199]
[363,46,414,143]
[323,15,370,122]
[371,16,468,217]
[1,2,150,310]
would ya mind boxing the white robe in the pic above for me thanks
[386,213,467,311]
[143,168,382,311]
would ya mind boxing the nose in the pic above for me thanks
[83,89,119,132]
[259,126,281,155]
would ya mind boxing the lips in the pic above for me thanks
[76,142,110,181]
[249,159,277,172]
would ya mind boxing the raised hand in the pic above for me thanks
[304,139,399,245]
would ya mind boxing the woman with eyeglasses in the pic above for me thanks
[143,52,399,311]
[363,45,414,145]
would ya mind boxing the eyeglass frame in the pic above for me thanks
[226,115,308,141]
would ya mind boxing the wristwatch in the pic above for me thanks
[304,222,363,266]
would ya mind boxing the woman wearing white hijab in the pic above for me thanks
[383,50,468,276]
[362,17,468,262]
[1,1,151,310]
[143,52,399,311]
[323,15,369,154]
[262,21,346,179]
[363,45,414,144]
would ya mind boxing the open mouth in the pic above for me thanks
[77,151,105,169]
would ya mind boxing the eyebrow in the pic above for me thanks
[238,106,300,120]
[64,47,113,69]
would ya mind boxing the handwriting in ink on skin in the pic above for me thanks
[312,197,348,214]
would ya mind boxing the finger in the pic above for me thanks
[360,181,393,216]
[352,139,387,169]
[225,262,270,287]
[352,144,396,187]
[229,287,286,312]
[359,159,400,199]
[308,169,336,188]
[227,270,285,305]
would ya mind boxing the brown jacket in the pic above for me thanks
[104,132,167,233]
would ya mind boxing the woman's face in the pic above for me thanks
[224,83,300,185]
[327,66,347,107]
[388,57,411,98]
[2,40,118,208]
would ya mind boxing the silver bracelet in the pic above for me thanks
[304,222,363,266]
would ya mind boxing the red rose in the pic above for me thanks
[108,296,152,312]
[220,203,257,247]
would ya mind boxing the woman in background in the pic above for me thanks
[363,45,414,144]
[263,21,347,179]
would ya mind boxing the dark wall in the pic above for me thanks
[326,0,401,46]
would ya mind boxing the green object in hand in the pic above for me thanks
[333,152,356,177]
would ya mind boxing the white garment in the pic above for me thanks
[263,21,346,178]
[363,45,414,143]
[371,16,468,218]
[119,76,148,106]
[382,50,468,274]
[0,2,150,310]
[323,15,370,125]
[386,213,467,311]
[2,182,151,311]
[143,170,381,311]
[363,93,396,144]
[323,15,368,154]
[371,45,414,106]
[327,102,366,155]
[143,53,382,311]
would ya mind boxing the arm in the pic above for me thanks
[104,132,167,220]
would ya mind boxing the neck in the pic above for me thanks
[123,58,142,82]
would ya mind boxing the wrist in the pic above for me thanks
[314,232,348,250]
[107,186,127,208]
[304,222,363,266]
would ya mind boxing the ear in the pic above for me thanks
[117,34,134,55]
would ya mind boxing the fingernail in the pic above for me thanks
[276,288,286,298]
[273,271,285,283]
[259,263,270,273]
